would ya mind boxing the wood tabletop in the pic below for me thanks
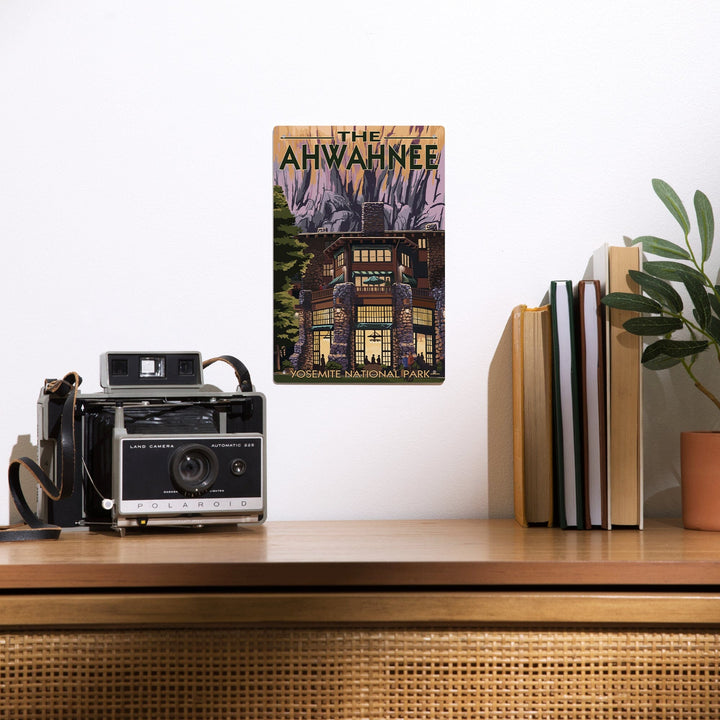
[0,518,718,590]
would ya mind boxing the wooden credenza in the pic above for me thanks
[1,519,718,718]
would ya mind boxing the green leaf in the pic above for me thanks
[643,260,707,284]
[643,354,685,371]
[708,316,720,345]
[623,316,683,335]
[684,275,712,329]
[630,235,691,260]
[628,270,683,313]
[710,292,720,319]
[652,178,691,235]
[601,292,662,313]
[642,338,709,362]
[694,190,714,262]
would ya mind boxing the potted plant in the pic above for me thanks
[602,179,720,530]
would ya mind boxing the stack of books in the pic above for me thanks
[512,244,643,529]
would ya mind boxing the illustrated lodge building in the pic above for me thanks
[290,202,445,374]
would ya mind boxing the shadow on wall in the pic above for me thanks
[8,434,37,525]
[486,298,720,522]
[487,313,514,519]
[642,353,720,517]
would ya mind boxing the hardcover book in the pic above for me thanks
[591,244,644,529]
[512,304,554,527]
[578,279,608,528]
[273,125,445,384]
[605,245,644,528]
[550,280,586,529]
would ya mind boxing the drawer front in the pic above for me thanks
[2,626,718,719]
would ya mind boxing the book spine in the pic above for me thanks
[550,281,585,529]
[607,246,643,528]
[511,305,529,528]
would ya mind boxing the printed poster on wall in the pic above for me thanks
[273,125,445,384]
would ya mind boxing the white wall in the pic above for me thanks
[2,1,720,525]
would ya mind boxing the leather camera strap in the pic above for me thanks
[202,355,253,392]
[1,372,81,542]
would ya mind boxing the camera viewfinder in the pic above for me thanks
[110,358,129,377]
[178,358,195,376]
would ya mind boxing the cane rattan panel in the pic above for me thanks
[1,626,718,719]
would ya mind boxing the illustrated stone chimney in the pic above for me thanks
[361,202,385,235]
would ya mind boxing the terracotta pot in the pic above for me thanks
[681,432,720,531]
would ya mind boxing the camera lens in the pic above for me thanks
[170,444,218,497]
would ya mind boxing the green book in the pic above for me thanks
[550,280,586,529]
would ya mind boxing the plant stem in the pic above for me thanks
[682,360,720,411]
[693,381,720,412]
[685,230,700,269]
[686,229,720,313]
